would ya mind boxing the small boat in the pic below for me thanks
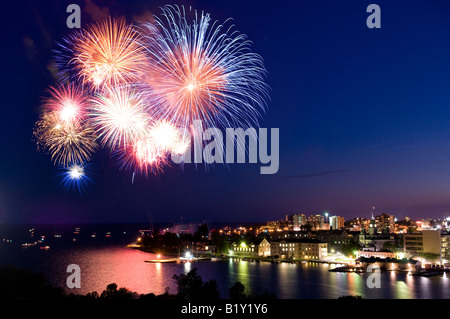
[21,242,37,248]
[40,246,50,250]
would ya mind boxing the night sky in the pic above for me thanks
[2,0,450,224]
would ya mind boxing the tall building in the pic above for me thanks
[290,214,307,231]
[375,213,395,233]
[307,214,324,231]
[329,216,345,230]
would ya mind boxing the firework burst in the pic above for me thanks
[58,163,93,192]
[90,87,152,149]
[141,5,269,130]
[42,84,88,123]
[148,119,182,152]
[34,111,98,166]
[117,137,168,175]
[58,17,148,88]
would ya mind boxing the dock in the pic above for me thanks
[145,259,179,263]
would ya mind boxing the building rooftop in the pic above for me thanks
[271,238,326,244]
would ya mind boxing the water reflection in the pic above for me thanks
[277,262,296,297]
[346,273,354,296]
[184,261,192,273]
[394,280,412,299]
[3,244,450,299]
[237,260,250,287]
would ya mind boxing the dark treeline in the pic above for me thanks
[0,266,275,300]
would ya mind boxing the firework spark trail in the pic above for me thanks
[140,5,269,131]
[117,137,168,175]
[57,18,148,89]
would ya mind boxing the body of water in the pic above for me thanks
[1,243,450,299]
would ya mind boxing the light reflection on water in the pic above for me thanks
[2,245,450,299]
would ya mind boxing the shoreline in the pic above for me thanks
[128,244,349,265]
[128,245,448,277]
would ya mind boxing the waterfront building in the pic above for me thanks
[270,239,327,260]
[230,241,259,257]
[356,250,409,259]
[257,238,271,256]
[230,238,271,257]
[442,233,450,260]
[403,229,441,257]
[357,257,420,271]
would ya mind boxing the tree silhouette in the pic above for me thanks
[0,266,64,299]
[229,281,247,299]
[99,283,139,299]
[172,268,219,300]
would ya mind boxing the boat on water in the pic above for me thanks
[21,242,37,248]
[39,246,50,250]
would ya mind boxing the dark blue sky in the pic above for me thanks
[2,0,450,224]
